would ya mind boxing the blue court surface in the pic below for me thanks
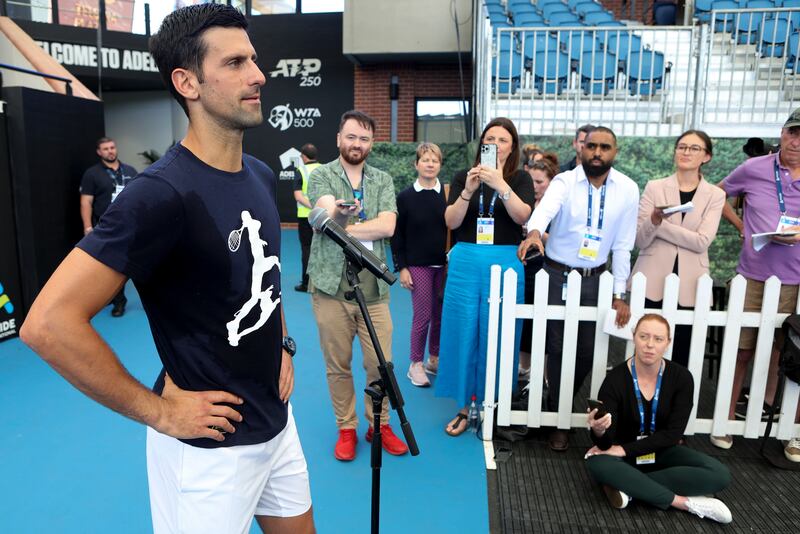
[0,229,488,534]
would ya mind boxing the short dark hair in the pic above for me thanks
[339,110,376,134]
[149,4,248,117]
[676,129,713,157]
[96,137,114,148]
[300,143,318,160]
[575,124,595,140]
[587,126,617,145]
[473,117,520,181]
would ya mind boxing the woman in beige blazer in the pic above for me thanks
[631,130,725,366]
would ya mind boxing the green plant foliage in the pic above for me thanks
[372,136,779,282]
[369,142,471,192]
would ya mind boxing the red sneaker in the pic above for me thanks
[366,424,409,456]
[334,429,358,461]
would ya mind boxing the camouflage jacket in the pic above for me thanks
[307,158,397,298]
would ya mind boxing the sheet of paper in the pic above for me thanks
[662,201,693,215]
[751,231,800,252]
[602,310,638,340]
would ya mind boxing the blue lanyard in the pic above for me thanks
[631,358,664,435]
[352,176,366,221]
[477,183,499,218]
[587,182,607,230]
[105,166,123,185]
[774,158,786,215]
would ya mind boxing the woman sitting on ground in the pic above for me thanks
[585,313,733,524]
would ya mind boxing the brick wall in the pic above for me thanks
[601,0,649,23]
[354,63,472,142]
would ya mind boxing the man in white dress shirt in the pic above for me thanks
[518,127,639,451]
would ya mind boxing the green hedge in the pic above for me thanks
[370,136,777,282]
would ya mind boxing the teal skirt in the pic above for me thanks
[435,242,523,407]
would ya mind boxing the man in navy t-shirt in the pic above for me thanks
[20,5,315,533]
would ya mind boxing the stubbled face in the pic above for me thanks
[780,126,800,164]
[531,169,551,201]
[581,130,617,178]
[674,133,711,172]
[195,27,266,130]
[633,319,671,367]
[97,141,117,164]
[337,119,374,165]
[415,151,441,181]
[482,126,514,168]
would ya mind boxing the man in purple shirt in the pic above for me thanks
[713,109,800,462]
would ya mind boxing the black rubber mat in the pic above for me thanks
[490,429,800,533]
[489,341,800,534]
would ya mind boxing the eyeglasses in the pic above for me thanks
[675,144,706,154]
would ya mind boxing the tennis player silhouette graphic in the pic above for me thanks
[226,210,281,347]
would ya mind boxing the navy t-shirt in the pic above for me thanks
[78,144,286,448]
[79,161,138,224]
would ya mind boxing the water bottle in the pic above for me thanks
[468,395,480,433]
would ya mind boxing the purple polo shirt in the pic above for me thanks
[721,152,800,284]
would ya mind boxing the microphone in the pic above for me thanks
[308,207,396,285]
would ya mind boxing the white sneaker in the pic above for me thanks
[407,362,431,387]
[709,434,733,450]
[423,356,438,375]
[602,485,630,509]
[785,437,800,462]
[686,496,732,524]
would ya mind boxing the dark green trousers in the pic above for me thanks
[586,445,731,509]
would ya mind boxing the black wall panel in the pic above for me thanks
[4,87,104,317]
[0,112,23,342]
[244,13,354,222]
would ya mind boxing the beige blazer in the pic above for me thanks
[629,174,725,306]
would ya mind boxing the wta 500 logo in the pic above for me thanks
[269,58,322,87]
[268,104,322,131]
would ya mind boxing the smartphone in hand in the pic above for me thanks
[524,247,542,262]
[587,399,608,419]
[337,201,358,208]
[480,143,498,169]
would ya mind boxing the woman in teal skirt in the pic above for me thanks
[437,117,535,436]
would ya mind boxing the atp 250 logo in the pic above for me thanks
[268,104,322,131]
[269,58,322,87]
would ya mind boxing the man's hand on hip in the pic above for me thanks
[154,374,244,442]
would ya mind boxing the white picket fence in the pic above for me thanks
[482,267,800,442]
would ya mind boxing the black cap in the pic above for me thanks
[742,137,766,157]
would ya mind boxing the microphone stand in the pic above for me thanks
[343,254,419,534]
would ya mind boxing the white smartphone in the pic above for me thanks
[480,143,498,169]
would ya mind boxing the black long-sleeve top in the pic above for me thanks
[391,183,448,271]
[591,359,694,460]
[447,169,535,245]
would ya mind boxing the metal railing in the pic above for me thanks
[475,7,800,137]
[0,61,72,95]
[698,7,800,128]
[487,24,697,136]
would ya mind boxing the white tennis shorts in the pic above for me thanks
[146,403,312,534]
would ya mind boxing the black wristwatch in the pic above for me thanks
[282,336,296,357]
